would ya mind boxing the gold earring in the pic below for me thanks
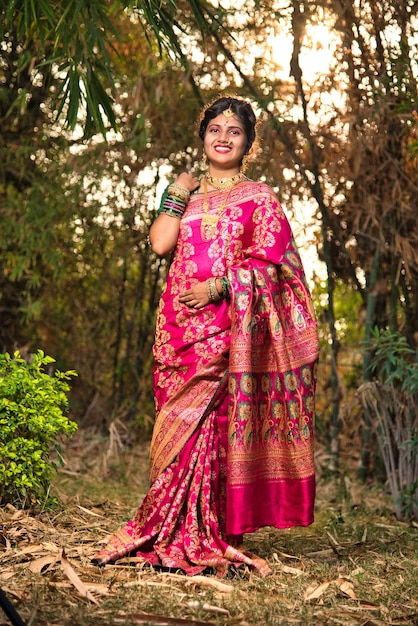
[241,153,251,172]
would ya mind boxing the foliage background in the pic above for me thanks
[0,2,417,624]
[1,0,417,493]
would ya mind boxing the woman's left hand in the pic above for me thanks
[179,281,211,309]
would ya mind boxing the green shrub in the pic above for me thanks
[358,329,418,521]
[0,350,78,507]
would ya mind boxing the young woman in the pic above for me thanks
[92,97,319,577]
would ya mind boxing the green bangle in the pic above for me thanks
[159,208,183,219]
[220,276,230,301]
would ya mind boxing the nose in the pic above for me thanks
[218,129,231,144]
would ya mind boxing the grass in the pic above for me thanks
[0,432,417,626]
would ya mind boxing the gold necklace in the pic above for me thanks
[205,172,245,191]
[200,177,237,241]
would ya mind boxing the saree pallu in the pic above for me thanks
[92,181,319,576]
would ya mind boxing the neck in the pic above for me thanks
[207,166,241,179]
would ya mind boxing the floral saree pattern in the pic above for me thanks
[92,181,319,576]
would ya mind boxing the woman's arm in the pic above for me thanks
[149,172,200,256]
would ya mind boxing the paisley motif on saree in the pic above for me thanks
[92,181,319,575]
[226,257,318,534]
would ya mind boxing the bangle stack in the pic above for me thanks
[159,183,190,219]
[206,276,230,302]
[168,183,190,202]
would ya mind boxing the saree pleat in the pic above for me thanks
[93,181,319,576]
[93,389,272,576]
[149,355,228,483]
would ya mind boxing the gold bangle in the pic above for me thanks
[168,183,190,202]
[206,277,221,301]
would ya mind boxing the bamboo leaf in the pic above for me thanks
[60,550,100,605]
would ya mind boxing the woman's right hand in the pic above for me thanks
[149,172,199,257]
[175,172,200,193]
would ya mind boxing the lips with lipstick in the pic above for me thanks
[214,141,233,152]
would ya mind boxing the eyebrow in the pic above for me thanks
[207,122,243,130]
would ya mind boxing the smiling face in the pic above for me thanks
[203,112,247,176]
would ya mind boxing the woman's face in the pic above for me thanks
[203,112,247,173]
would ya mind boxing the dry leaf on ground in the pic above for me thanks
[304,581,330,601]
[60,549,100,605]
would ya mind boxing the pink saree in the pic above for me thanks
[93,181,319,576]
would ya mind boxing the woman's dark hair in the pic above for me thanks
[198,97,257,155]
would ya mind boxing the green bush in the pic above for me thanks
[0,350,78,507]
[358,329,418,521]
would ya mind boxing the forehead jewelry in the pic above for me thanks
[222,107,234,119]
